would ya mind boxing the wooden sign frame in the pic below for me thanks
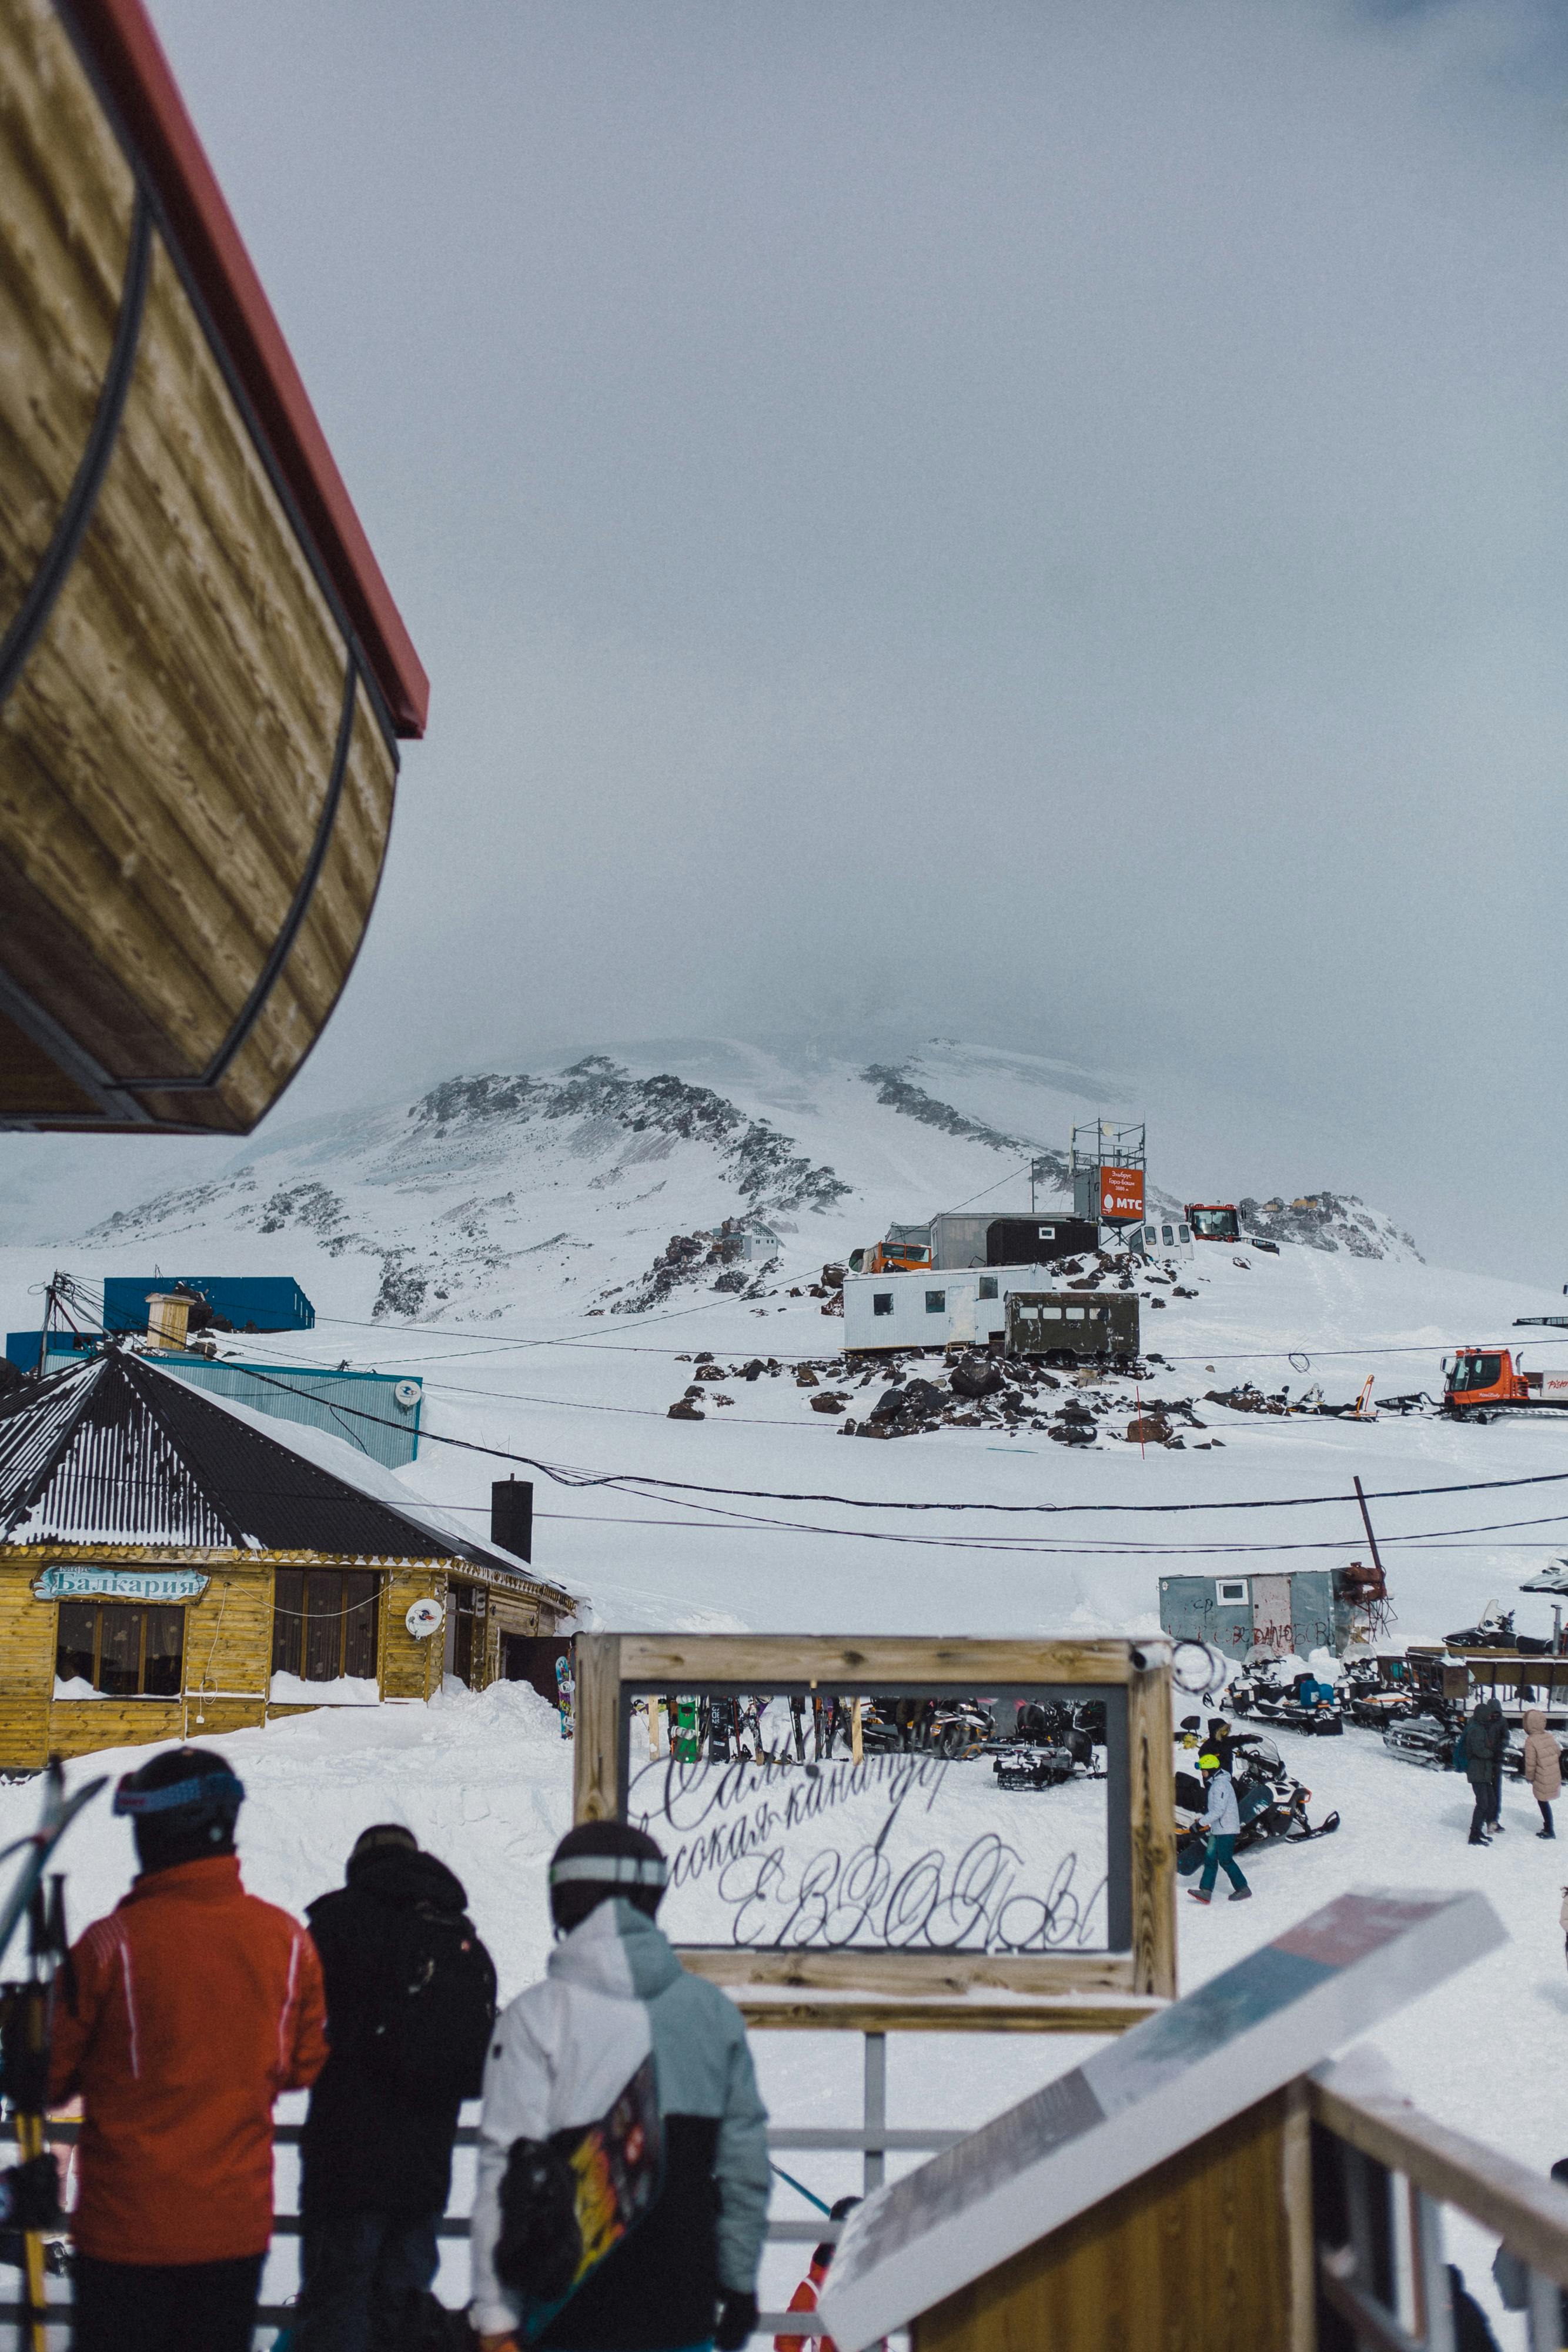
[572,1633,1176,1999]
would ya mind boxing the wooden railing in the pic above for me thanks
[0,2030,965,2343]
[16,2039,1553,2348]
[1310,2076,1568,2351]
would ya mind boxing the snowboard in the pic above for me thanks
[0,1760,106,1976]
[521,2052,665,2343]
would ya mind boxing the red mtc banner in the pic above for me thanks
[1100,1165,1145,1221]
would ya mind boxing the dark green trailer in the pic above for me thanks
[1005,1291,1141,1368]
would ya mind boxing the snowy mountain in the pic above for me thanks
[3,1034,1567,2338]
[10,1037,1421,1338]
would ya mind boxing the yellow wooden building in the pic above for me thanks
[0,1351,579,1770]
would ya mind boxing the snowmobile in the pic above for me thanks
[1230,1664,1344,1736]
[856,1697,994,1757]
[1174,1733,1339,1857]
[991,1700,1106,1789]
[993,1746,1082,1791]
[1382,1711,1462,1770]
[1340,1655,1422,1730]
[1342,1683,1420,1731]
[1445,1606,1554,1656]
[1005,1698,1105,1761]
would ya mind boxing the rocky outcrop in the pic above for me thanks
[1239,1192,1422,1262]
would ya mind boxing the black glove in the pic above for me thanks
[0,2156,59,2232]
[714,2289,759,2350]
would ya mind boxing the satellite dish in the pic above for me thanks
[393,1379,421,1410]
[404,1597,444,1641]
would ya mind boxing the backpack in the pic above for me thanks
[367,1899,498,2104]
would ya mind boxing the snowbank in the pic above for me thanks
[268,1671,379,1707]
[1,1680,572,2006]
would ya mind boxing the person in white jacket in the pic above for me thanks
[470,1820,770,2352]
[1186,1750,1252,1906]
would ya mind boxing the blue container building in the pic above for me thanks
[101,1276,315,1335]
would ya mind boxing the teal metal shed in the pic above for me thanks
[149,1358,422,1469]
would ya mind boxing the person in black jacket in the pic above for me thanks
[1465,1700,1506,1846]
[296,1825,495,2350]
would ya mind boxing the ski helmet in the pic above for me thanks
[350,1823,418,1862]
[1198,1750,1221,1773]
[547,1821,667,1933]
[113,1746,245,1873]
[814,2195,861,2272]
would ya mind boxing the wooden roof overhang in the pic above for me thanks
[0,0,429,1134]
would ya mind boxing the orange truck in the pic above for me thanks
[1443,1348,1568,1418]
[1185,1204,1241,1244]
[847,1227,931,1276]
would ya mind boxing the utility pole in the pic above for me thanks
[1352,1476,1386,1586]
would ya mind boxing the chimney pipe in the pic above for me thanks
[491,1477,533,1562]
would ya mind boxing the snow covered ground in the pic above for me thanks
[5,1682,1558,2337]
[5,1035,1568,2336]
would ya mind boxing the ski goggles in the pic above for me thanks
[549,1853,668,1890]
[112,1769,246,1817]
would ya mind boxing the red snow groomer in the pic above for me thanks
[1185,1204,1241,1244]
[1443,1346,1568,1420]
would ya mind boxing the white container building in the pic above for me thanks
[1130,1217,1195,1264]
[844,1264,1064,1353]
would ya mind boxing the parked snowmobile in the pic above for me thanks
[927,1699,996,1758]
[992,1700,1106,1789]
[1340,1653,1423,1730]
[1445,1606,1554,1656]
[1174,1733,1339,1858]
[1342,1682,1420,1731]
[994,1745,1082,1791]
[1230,1663,1344,1736]
[1382,1711,1462,1770]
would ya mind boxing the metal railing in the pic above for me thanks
[1312,2076,1568,2351]
[0,2030,958,2342]
[23,2052,1563,2347]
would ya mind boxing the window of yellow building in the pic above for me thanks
[56,1602,185,1698]
[270,1569,380,1683]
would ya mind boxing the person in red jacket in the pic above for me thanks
[777,2197,883,2352]
[48,1745,329,2352]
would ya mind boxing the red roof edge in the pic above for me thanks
[66,0,429,739]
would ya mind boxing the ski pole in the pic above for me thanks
[14,1885,51,2352]
[770,2162,832,2215]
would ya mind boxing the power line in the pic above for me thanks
[34,1260,1568,1371]
[156,1356,1568,1522]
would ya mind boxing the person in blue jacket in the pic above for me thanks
[1187,1749,1252,1905]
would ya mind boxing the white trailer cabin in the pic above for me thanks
[844,1264,1063,1353]
[1131,1217,1195,1264]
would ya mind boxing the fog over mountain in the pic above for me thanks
[5,1,1566,1281]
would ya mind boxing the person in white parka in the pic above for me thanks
[470,1822,770,2352]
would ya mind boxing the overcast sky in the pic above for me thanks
[13,0,1568,1269]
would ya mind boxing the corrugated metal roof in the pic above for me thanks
[0,1361,98,1526]
[0,1354,526,1574]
